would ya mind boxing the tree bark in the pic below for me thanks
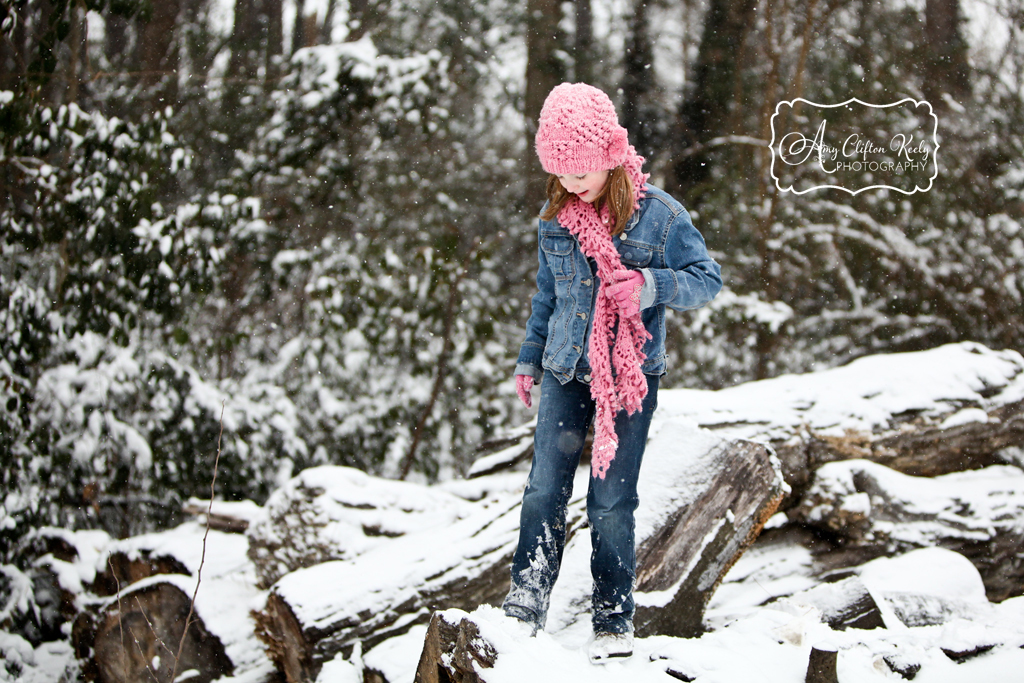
[104,13,129,65]
[75,581,233,683]
[524,0,567,213]
[634,440,785,637]
[574,0,594,86]
[346,0,373,41]
[923,0,970,104]
[291,0,307,54]
[805,644,839,683]
[669,0,757,200]
[265,0,283,83]
[136,0,181,106]
[414,611,497,683]
[621,0,657,160]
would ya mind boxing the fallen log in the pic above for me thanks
[775,398,1024,505]
[72,578,232,683]
[788,460,1024,601]
[414,610,497,683]
[634,439,786,638]
[246,465,483,588]
[253,490,525,682]
[258,423,786,681]
[651,343,1024,508]
[775,576,885,631]
[90,550,191,597]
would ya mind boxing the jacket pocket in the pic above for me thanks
[541,235,576,280]
[618,242,654,267]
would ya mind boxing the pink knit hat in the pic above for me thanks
[535,83,631,175]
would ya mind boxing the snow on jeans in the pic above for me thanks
[503,370,659,635]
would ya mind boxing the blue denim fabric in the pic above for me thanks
[515,184,722,384]
[503,371,660,634]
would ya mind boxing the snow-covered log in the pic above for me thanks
[805,642,838,683]
[255,422,786,680]
[775,576,885,631]
[414,610,497,683]
[57,520,274,683]
[73,578,232,683]
[253,484,522,683]
[788,460,1024,601]
[90,550,191,597]
[652,343,1024,506]
[246,466,485,588]
[634,439,786,637]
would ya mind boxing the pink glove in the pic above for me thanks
[516,374,535,408]
[606,269,645,318]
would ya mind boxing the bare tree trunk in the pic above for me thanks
[621,0,656,160]
[399,272,462,480]
[321,0,338,43]
[65,0,87,104]
[524,0,567,213]
[574,0,594,85]
[347,0,372,41]
[265,0,283,83]
[923,0,970,104]
[669,0,757,200]
[136,0,181,106]
[291,0,307,54]
[104,13,130,65]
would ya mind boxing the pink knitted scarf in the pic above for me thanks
[556,149,652,479]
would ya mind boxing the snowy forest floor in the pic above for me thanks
[4,342,1024,683]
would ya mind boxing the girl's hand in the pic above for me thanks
[606,269,645,318]
[516,374,535,408]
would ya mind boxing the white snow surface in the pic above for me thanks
[655,341,1024,442]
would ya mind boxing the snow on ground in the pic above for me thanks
[4,342,1024,682]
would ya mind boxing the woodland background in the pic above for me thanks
[3,0,1024,556]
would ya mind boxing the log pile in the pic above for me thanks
[73,580,232,683]
[51,342,1024,683]
[252,431,784,681]
[787,459,1024,601]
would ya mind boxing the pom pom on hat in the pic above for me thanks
[535,83,631,175]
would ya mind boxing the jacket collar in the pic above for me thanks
[623,184,649,233]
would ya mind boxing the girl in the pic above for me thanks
[502,82,723,663]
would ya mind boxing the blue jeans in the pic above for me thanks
[503,370,659,634]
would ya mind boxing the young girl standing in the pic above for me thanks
[502,83,723,663]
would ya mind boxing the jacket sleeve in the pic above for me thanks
[516,222,555,380]
[643,209,722,312]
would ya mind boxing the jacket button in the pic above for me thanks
[573,345,582,353]
[577,312,587,320]
[583,374,592,382]
[582,279,592,286]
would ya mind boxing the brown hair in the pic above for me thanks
[540,166,635,237]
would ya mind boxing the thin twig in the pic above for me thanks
[135,594,179,662]
[126,624,161,681]
[169,400,226,683]
[110,556,128,677]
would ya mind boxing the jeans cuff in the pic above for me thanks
[503,603,541,628]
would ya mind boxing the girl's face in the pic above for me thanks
[556,170,610,203]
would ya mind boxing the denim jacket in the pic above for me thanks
[516,184,722,384]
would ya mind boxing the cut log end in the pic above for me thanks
[805,643,839,683]
[415,611,497,683]
[88,581,232,683]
